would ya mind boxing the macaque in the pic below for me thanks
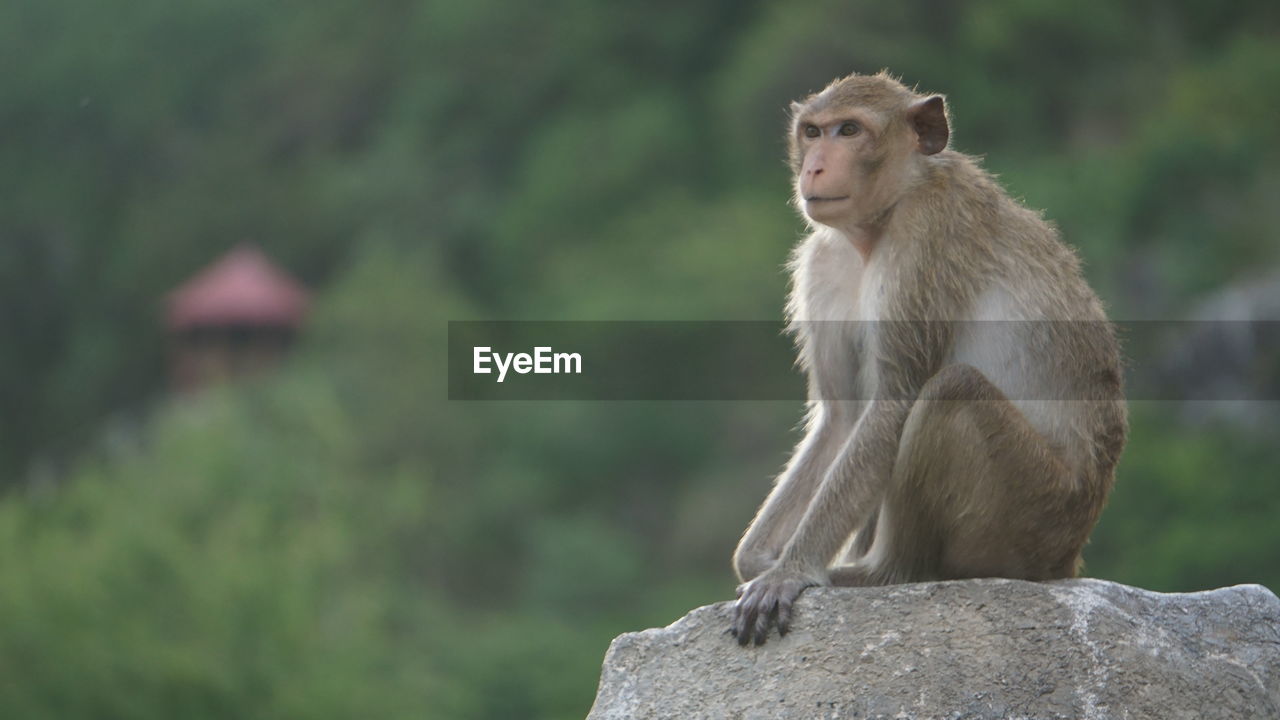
[730,72,1127,646]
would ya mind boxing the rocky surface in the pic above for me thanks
[587,579,1280,719]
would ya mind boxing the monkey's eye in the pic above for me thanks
[803,124,820,139]
[838,121,861,136]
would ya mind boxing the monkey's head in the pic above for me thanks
[788,72,949,230]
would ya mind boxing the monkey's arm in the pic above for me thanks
[731,398,912,645]
[732,402,853,582]
[780,398,912,573]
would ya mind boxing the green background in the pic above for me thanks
[1,1,1277,717]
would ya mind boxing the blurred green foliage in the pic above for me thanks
[1,1,1278,717]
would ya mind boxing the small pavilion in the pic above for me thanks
[166,244,310,391]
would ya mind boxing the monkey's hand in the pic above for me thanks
[730,565,825,646]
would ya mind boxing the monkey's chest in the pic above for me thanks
[802,256,885,400]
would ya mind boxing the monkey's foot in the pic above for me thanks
[730,567,821,646]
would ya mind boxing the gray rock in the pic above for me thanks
[587,579,1280,720]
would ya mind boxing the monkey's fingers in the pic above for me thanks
[732,598,758,646]
[777,595,795,637]
[727,587,746,639]
[752,594,778,646]
[735,613,756,646]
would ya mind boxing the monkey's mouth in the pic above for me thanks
[805,195,850,203]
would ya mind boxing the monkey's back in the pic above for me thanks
[935,153,1127,488]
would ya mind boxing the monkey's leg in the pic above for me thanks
[850,507,879,559]
[733,403,854,582]
[836,506,879,566]
[831,364,1084,586]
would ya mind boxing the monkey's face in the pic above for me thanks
[792,108,897,228]
[787,75,950,233]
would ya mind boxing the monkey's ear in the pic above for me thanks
[789,100,804,118]
[908,95,948,155]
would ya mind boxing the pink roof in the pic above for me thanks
[166,244,310,330]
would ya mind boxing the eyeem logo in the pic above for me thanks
[473,346,583,383]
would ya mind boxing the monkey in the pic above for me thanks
[729,72,1127,646]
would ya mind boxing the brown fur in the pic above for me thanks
[730,72,1127,646]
